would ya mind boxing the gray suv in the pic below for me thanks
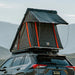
[0,53,74,75]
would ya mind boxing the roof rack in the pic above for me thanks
[12,47,60,55]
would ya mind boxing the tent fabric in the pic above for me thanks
[10,23,63,52]
[24,8,68,24]
[10,8,68,52]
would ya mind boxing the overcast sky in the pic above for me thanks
[0,0,75,25]
[0,0,75,54]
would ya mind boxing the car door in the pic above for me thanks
[11,56,24,75]
[19,55,31,75]
[0,58,14,75]
[11,55,31,75]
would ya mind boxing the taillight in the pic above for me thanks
[32,64,47,69]
[66,66,75,71]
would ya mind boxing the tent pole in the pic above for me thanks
[52,23,59,48]
[17,31,20,50]
[35,22,40,47]
[26,22,32,47]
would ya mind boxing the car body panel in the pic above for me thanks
[0,53,74,75]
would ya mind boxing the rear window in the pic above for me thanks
[36,56,70,66]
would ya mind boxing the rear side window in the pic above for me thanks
[12,56,23,67]
[23,56,30,64]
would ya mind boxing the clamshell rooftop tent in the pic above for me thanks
[10,8,68,52]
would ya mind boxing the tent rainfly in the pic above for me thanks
[10,8,68,52]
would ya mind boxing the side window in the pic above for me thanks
[23,56,30,64]
[12,56,23,67]
[1,58,13,68]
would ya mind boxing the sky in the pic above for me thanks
[0,0,75,25]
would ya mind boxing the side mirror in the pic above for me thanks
[0,66,7,71]
[0,68,6,71]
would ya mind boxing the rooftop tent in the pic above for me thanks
[10,8,68,52]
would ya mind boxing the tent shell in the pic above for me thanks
[10,8,68,52]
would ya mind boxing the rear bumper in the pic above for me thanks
[26,68,74,75]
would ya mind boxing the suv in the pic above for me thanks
[0,53,74,75]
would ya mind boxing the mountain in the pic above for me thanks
[57,24,75,54]
[0,21,19,49]
[65,53,75,65]
[0,46,11,59]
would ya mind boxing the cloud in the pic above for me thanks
[60,14,75,24]
[65,14,75,24]
[67,14,75,18]
[0,3,12,8]
[62,14,75,18]
[0,3,5,7]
